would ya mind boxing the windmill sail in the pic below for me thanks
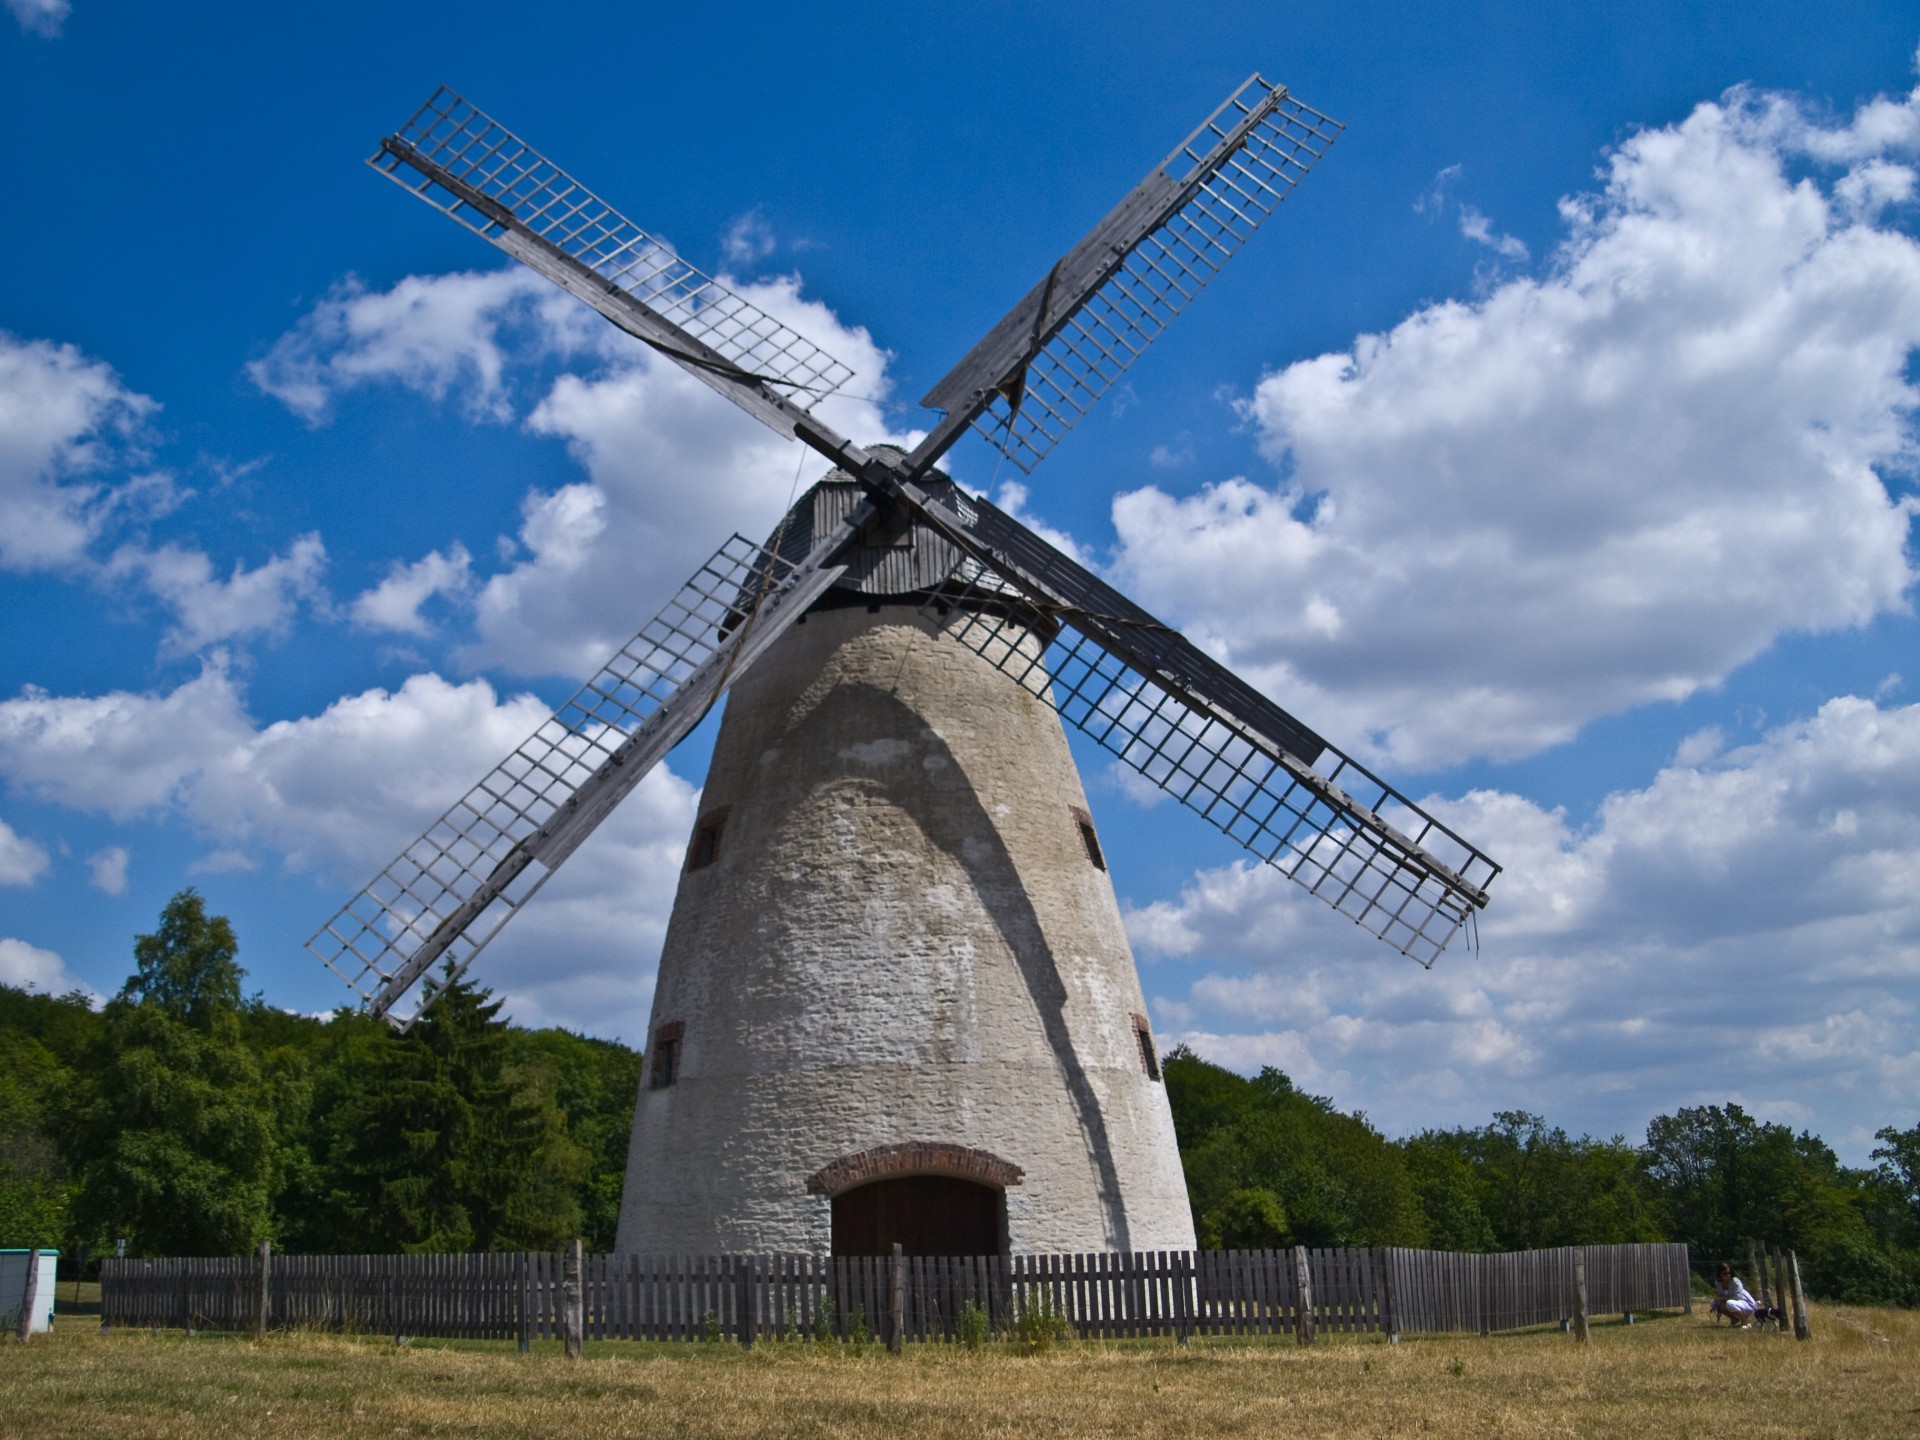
[910,76,1342,477]
[899,484,1497,963]
[369,87,854,440]
[306,508,871,1027]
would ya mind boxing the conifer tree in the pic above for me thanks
[308,968,587,1252]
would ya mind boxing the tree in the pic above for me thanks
[301,971,588,1253]
[0,985,100,1250]
[0,1030,72,1247]
[508,1027,644,1251]
[1871,1124,1920,1239]
[1399,1137,1497,1252]
[62,890,279,1255]
[1163,1049,1426,1250]
[1640,1103,1896,1301]
[1408,1113,1660,1251]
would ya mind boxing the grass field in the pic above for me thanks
[4,1305,1916,1438]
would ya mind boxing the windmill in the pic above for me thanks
[310,78,1502,1257]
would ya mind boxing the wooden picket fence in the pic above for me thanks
[100,1242,1692,1345]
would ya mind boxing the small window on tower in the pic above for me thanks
[1131,1013,1161,1082]
[650,1020,685,1089]
[1071,806,1106,870]
[685,807,731,872]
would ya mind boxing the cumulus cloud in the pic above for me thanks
[111,534,329,656]
[1111,79,1920,770]
[0,331,156,573]
[254,261,905,678]
[349,543,474,636]
[0,664,698,1037]
[86,844,128,894]
[0,816,49,886]
[247,269,591,424]
[5,0,68,39]
[0,663,255,818]
[0,330,332,661]
[1132,693,1920,1155]
[0,936,97,999]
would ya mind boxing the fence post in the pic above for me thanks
[1379,1249,1400,1344]
[1478,1253,1491,1338]
[516,1254,531,1353]
[1788,1251,1811,1341]
[1293,1246,1315,1347]
[15,1248,42,1342]
[888,1244,905,1355]
[1174,1250,1192,1347]
[1770,1248,1791,1332]
[563,1239,584,1359]
[1571,1256,1590,1344]
[253,1241,271,1341]
[740,1255,758,1351]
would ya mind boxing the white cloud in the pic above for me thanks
[112,534,329,656]
[1133,693,1920,1156]
[0,816,49,886]
[0,662,699,1038]
[1111,79,1920,770]
[1457,204,1529,260]
[247,269,588,424]
[0,937,96,1000]
[721,209,777,268]
[0,331,329,664]
[469,274,903,676]
[0,663,254,817]
[85,844,127,894]
[1414,164,1462,216]
[349,543,474,636]
[0,331,155,573]
[255,263,905,678]
[5,0,68,39]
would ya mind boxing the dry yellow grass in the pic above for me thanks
[3,1305,1916,1439]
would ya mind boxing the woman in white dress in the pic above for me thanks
[1710,1262,1760,1327]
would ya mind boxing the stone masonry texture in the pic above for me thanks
[614,597,1197,1256]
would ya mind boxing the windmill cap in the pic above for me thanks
[760,462,978,607]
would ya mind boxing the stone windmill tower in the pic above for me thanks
[311,79,1502,1258]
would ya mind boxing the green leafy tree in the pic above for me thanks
[301,971,589,1253]
[1400,1137,1498,1252]
[508,1027,644,1251]
[1164,1049,1425,1249]
[1408,1113,1660,1251]
[62,891,278,1255]
[0,984,101,1249]
[1871,1123,1920,1243]
[1641,1103,1896,1301]
[0,1029,72,1246]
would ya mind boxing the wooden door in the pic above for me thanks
[831,1176,1003,1256]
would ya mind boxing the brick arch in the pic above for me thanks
[805,1142,1025,1197]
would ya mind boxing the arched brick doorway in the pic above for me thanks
[808,1143,1021,1257]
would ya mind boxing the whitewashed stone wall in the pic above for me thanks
[616,603,1196,1255]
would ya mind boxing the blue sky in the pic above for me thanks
[2,1,1916,1162]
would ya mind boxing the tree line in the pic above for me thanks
[2,891,1915,1305]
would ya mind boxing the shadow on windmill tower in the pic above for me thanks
[619,467,1169,1257]
[310,78,1501,1263]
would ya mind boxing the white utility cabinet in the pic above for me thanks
[0,1249,58,1334]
